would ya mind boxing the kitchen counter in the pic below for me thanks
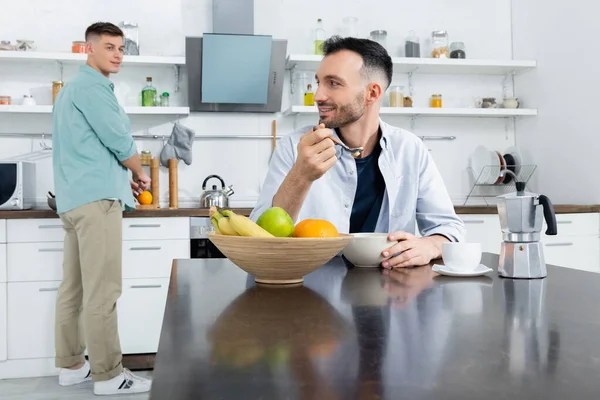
[150,255,600,399]
[1,204,598,219]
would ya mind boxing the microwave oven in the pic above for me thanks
[0,161,36,210]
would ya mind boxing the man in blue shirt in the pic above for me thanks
[52,22,151,396]
[251,36,465,268]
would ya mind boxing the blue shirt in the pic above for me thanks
[250,119,465,241]
[349,140,385,233]
[52,65,137,214]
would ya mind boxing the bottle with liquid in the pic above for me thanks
[142,77,157,107]
[314,19,326,55]
[304,84,315,106]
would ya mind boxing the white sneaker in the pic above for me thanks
[93,368,152,396]
[58,360,92,386]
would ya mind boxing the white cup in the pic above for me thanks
[442,242,482,272]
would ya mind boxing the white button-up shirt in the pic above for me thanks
[250,119,465,242]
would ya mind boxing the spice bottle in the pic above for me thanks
[430,94,443,108]
[304,84,315,106]
[52,81,64,104]
[314,19,326,55]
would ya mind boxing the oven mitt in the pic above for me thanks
[160,122,196,167]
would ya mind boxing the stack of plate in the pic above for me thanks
[469,145,522,185]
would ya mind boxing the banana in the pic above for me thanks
[210,207,224,234]
[218,217,239,236]
[210,217,223,234]
[222,210,274,237]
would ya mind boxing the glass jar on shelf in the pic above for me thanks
[119,21,140,55]
[431,30,449,58]
[52,81,64,104]
[342,17,359,37]
[0,96,11,105]
[405,30,420,58]
[71,41,86,53]
[314,19,326,55]
[430,94,443,108]
[450,42,466,59]
[160,92,170,107]
[389,85,404,107]
[369,30,387,50]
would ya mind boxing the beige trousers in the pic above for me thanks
[54,199,124,382]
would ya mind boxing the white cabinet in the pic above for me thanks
[544,213,599,236]
[122,217,189,241]
[122,240,188,279]
[0,219,6,243]
[0,283,6,361]
[0,244,6,283]
[118,278,169,354]
[460,214,502,254]
[7,219,64,243]
[7,242,64,282]
[542,236,600,273]
[7,281,60,359]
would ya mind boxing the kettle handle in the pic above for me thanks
[539,195,558,236]
[202,175,225,190]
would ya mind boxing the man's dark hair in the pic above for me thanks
[85,22,124,41]
[322,35,393,89]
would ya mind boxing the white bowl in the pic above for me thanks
[442,242,482,272]
[342,233,396,268]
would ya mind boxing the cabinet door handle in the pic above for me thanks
[128,224,161,228]
[130,284,163,289]
[557,221,573,224]
[39,287,59,292]
[38,248,63,252]
[129,246,162,251]
[464,220,485,224]
[38,225,62,229]
[545,242,574,247]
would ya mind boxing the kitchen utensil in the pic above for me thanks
[312,126,363,158]
[502,153,517,183]
[432,264,492,277]
[497,174,558,279]
[168,158,178,209]
[504,146,523,176]
[271,120,277,154]
[151,158,160,208]
[503,98,520,109]
[200,175,234,208]
[481,98,497,108]
[494,151,506,184]
[342,233,395,267]
[207,233,352,284]
[47,191,55,198]
[47,197,57,211]
[469,145,500,184]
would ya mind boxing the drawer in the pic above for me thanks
[0,220,6,243]
[123,239,188,279]
[543,213,599,237]
[118,278,169,354]
[7,219,64,243]
[7,242,64,282]
[0,283,6,361]
[460,214,502,254]
[0,244,6,283]
[542,236,600,273]
[122,217,189,241]
[8,281,61,359]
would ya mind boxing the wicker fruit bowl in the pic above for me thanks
[207,232,352,284]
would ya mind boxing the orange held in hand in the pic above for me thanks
[293,219,339,238]
[137,190,153,205]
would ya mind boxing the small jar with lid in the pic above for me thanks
[0,96,11,105]
[160,92,170,107]
[52,81,64,104]
[431,30,449,58]
[389,86,404,107]
[369,30,388,50]
[140,150,152,166]
[72,41,87,53]
[430,94,443,108]
[450,42,466,59]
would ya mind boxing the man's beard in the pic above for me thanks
[318,91,366,129]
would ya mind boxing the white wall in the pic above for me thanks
[512,0,599,204]
[0,0,516,208]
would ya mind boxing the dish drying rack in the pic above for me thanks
[464,164,537,205]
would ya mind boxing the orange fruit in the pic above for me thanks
[137,190,153,205]
[293,219,339,238]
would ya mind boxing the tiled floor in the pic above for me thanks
[0,371,152,399]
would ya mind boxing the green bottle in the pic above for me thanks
[142,77,157,107]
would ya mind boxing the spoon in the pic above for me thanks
[312,126,364,158]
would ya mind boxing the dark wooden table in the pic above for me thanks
[150,254,600,399]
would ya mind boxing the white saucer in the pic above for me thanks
[432,264,493,277]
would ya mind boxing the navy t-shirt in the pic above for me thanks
[349,141,386,233]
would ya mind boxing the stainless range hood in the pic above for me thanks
[186,0,287,113]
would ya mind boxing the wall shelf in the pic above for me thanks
[0,105,190,115]
[0,51,185,66]
[286,54,536,75]
[283,106,537,118]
